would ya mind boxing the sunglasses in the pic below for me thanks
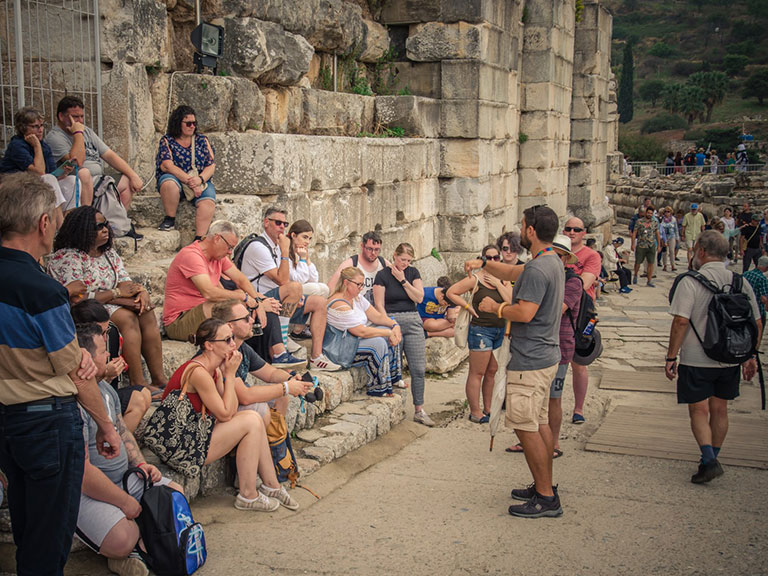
[183,121,197,127]
[96,221,110,231]
[268,218,289,227]
[564,227,584,233]
[484,255,501,261]
[501,246,514,252]
[210,336,235,345]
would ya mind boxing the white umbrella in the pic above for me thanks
[488,329,510,451]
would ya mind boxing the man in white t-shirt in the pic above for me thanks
[240,207,340,371]
[327,231,389,303]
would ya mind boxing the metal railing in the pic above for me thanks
[0,0,101,151]
[624,162,766,177]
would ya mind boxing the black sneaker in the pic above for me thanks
[691,460,724,484]
[510,482,536,501]
[158,217,175,231]
[508,493,563,518]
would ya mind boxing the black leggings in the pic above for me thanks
[616,266,631,289]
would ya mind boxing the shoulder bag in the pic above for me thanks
[322,298,360,368]
[454,274,480,348]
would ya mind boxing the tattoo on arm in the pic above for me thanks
[116,414,144,466]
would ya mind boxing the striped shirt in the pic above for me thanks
[0,246,81,404]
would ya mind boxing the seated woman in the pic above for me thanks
[604,237,632,294]
[417,276,458,338]
[162,318,298,512]
[447,244,512,423]
[0,106,88,215]
[287,220,329,339]
[48,206,167,398]
[70,299,152,432]
[325,267,403,396]
[156,105,216,239]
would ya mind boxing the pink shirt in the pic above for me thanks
[568,245,601,300]
[162,241,233,326]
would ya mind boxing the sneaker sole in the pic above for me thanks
[272,360,307,369]
[310,364,341,371]
[508,505,563,518]
[234,500,280,512]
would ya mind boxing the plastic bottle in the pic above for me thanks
[582,318,597,336]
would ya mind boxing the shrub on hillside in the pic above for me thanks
[672,61,702,77]
[723,54,750,77]
[618,133,666,163]
[640,113,688,134]
[694,127,741,155]
[647,42,676,59]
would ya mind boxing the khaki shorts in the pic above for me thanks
[505,364,559,432]
[165,302,208,342]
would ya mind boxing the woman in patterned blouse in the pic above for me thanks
[48,206,167,396]
[156,105,216,239]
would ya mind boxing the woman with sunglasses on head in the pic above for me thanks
[447,244,513,423]
[161,318,298,512]
[48,206,167,398]
[156,105,216,239]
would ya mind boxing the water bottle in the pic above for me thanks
[582,318,597,336]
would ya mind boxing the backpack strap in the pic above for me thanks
[351,254,359,267]
[180,360,207,420]
[328,298,353,310]
[564,270,584,334]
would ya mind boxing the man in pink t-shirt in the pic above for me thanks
[163,220,278,342]
[563,217,601,426]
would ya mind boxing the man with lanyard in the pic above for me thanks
[328,231,389,304]
[563,217,601,425]
[0,173,121,575]
[465,204,565,518]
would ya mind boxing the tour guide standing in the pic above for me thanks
[665,231,760,484]
[0,173,121,576]
[466,205,565,518]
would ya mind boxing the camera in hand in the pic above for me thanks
[301,371,324,403]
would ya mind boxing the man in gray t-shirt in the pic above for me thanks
[45,95,144,209]
[469,204,565,519]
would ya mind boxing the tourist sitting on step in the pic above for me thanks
[417,276,458,338]
[211,299,313,425]
[240,207,341,372]
[373,243,434,427]
[46,95,144,210]
[48,206,167,400]
[327,230,389,304]
[287,218,330,308]
[325,267,403,397]
[156,105,216,240]
[73,323,183,576]
[162,318,299,512]
[71,299,152,432]
[0,106,81,219]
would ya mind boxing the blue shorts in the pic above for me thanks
[264,286,310,325]
[467,324,504,351]
[157,172,216,205]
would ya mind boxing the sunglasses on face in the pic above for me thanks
[96,221,110,231]
[268,218,289,227]
[564,227,584,233]
[210,336,235,345]
[501,246,514,252]
[485,255,501,261]
[183,121,197,127]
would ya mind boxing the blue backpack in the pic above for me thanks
[123,468,207,575]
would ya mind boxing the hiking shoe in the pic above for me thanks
[510,482,537,501]
[272,352,306,370]
[508,493,563,518]
[107,553,148,576]
[691,460,724,484]
[414,410,435,427]
[259,484,299,511]
[309,353,341,371]
[157,217,175,231]
[285,336,303,354]
[572,413,585,424]
[234,492,280,512]
[632,275,638,285]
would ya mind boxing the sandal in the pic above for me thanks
[505,442,524,453]
[393,380,409,389]
[553,448,563,459]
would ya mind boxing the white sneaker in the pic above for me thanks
[234,492,280,512]
[414,410,435,427]
[309,353,342,371]
[259,484,299,510]
[107,554,148,576]
[285,336,302,354]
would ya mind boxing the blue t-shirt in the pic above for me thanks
[695,153,706,166]
[417,287,448,319]
[0,135,56,174]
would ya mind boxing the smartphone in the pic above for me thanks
[50,158,78,178]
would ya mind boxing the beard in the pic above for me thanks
[520,230,532,250]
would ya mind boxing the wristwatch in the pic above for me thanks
[400,279,406,285]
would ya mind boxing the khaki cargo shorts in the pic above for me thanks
[165,302,208,342]
[505,364,559,432]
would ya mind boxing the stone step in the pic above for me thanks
[113,227,181,264]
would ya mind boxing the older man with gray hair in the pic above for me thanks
[666,231,761,484]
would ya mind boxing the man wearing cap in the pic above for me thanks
[740,214,763,273]
[743,256,768,327]
[605,237,632,293]
[682,203,706,269]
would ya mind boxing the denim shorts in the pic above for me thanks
[467,324,505,351]
[157,172,216,205]
[264,287,310,325]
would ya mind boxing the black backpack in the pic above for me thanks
[122,468,206,575]
[669,270,758,364]
[565,269,599,353]
[220,234,273,291]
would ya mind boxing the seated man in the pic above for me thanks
[70,299,152,432]
[45,95,144,211]
[240,207,340,371]
[74,323,183,576]
[418,276,458,338]
[211,300,313,424]
[327,230,389,303]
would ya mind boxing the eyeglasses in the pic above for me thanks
[29,123,44,129]
[183,121,197,127]
[485,255,501,261]
[268,218,289,227]
[218,234,236,251]
[364,245,381,253]
[564,227,584,233]
[96,221,110,231]
[210,336,234,345]
[347,279,364,288]
[230,314,252,323]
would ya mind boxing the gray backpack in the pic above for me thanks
[93,175,132,237]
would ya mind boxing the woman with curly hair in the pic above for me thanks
[48,206,167,396]
[496,231,524,266]
[155,105,216,238]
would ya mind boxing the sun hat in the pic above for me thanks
[572,330,603,366]
[552,234,578,265]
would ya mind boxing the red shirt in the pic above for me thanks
[568,245,601,300]
[162,358,206,413]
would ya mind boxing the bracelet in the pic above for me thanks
[281,257,290,261]
[464,304,470,310]
[665,356,677,362]
[400,279,406,285]
[112,288,120,300]
[87,290,95,300]
[73,130,84,135]
[137,462,146,468]
[497,302,508,318]
[283,382,290,396]
[299,259,307,263]
[243,293,249,303]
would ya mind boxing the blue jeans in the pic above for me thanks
[264,286,311,325]
[0,399,85,576]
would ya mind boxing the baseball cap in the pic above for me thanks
[691,203,699,209]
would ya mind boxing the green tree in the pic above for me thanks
[742,69,768,105]
[647,42,675,58]
[618,42,634,123]
[663,83,705,125]
[722,54,749,77]
[638,79,666,107]
[688,71,728,123]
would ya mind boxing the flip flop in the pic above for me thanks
[146,385,164,402]
[505,443,524,453]
[553,448,563,459]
